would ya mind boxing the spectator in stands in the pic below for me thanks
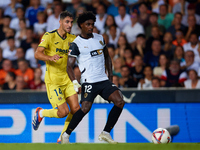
[1,28,20,51]
[173,45,185,64]
[25,39,39,68]
[180,50,199,73]
[144,39,163,69]
[2,71,16,90]
[107,0,128,17]
[113,57,125,78]
[132,34,147,57]
[65,0,86,18]
[184,69,200,89]
[153,54,168,78]
[28,68,45,90]
[25,0,45,26]
[0,15,12,42]
[167,12,185,40]
[138,2,150,28]
[0,48,3,69]
[146,25,164,51]
[0,59,15,86]
[181,3,200,27]
[157,4,174,30]
[2,36,17,61]
[119,65,136,88]
[94,4,107,34]
[15,59,34,83]
[114,4,131,31]
[102,15,120,36]
[74,66,81,84]
[138,65,153,89]
[145,12,165,39]
[4,0,23,18]
[122,11,144,49]
[12,47,25,69]
[15,19,27,42]
[20,27,34,53]
[184,15,200,41]
[172,29,187,47]
[124,48,134,68]
[46,3,62,32]
[162,32,176,58]
[172,0,189,15]
[115,34,130,58]
[183,33,200,63]
[151,77,161,89]
[161,59,183,87]
[107,44,116,63]
[33,11,47,38]
[15,75,28,91]
[130,55,144,84]
[10,7,29,32]
[151,0,165,14]
[113,75,122,88]
[108,25,119,48]
[71,6,85,36]
[0,8,3,25]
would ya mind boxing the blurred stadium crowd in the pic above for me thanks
[0,0,200,91]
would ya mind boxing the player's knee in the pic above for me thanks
[81,104,92,114]
[115,99,125,109]
[71,105,81,114]
[57,109,69,118]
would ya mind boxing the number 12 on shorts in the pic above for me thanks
[85,85,92,93]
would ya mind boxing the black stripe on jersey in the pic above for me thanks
[81,68,86,74]
[69,42,80,57]
[49,29,57,33]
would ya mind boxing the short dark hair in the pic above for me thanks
[77,11,96,29]
[118,4,126,10]
[136,33,145,38]
[7,72,16,80]
[60,10,73,20]
[150,12,158,17]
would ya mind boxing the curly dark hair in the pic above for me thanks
[77,11,96,29]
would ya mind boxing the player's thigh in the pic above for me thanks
[63,81,80,114]
[46,83,67,109]
[66,93,80,114]
[108,90,124,108]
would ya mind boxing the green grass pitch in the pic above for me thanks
[0,143,200,150]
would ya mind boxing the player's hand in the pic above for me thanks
[73,80,81,94]
[49,54,63,62]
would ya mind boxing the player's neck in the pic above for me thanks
[57,28,67,39]
[81,33,93,39]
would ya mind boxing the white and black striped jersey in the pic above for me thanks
[69,33,108,84]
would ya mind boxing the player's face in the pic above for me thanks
[81,19,94,36]
[61,16,73,33]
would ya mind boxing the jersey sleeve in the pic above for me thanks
[68,42,80,57]
[38,32,50,48]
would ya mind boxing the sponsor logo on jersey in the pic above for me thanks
[55,42,59,44]
[56,48,69,54]
[58,97,62,101]
[90,49,103,57]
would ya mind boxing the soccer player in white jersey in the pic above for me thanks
[61,11,125,144]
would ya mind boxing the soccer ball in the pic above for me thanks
[152,128,171,144]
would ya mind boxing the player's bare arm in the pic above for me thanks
[67,56,81,93]
[104,46,113,82]
[35,47,63,62]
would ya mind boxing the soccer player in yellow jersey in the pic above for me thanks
[32,11,81,143]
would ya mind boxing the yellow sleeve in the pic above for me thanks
[38,32,50,48]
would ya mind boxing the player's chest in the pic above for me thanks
[78,39,104,57]
[50,40,71,55]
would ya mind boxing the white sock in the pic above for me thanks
[62,132,70,138]
[39,109,44,118]
[103,131,110,135]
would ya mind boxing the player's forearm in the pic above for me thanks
[67,65,76,81]
[105,55,113,81]
[35,50,51,61]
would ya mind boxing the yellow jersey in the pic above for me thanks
[38,29,76,85]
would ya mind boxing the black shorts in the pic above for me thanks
[80,80,119,103]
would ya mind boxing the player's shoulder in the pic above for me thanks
[93,33,103,40]
[67,33,76,40]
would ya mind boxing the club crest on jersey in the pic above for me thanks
[90,49,103,57]
[84,93,88,98]
[99,41,104,46]
[68,42,71,47]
